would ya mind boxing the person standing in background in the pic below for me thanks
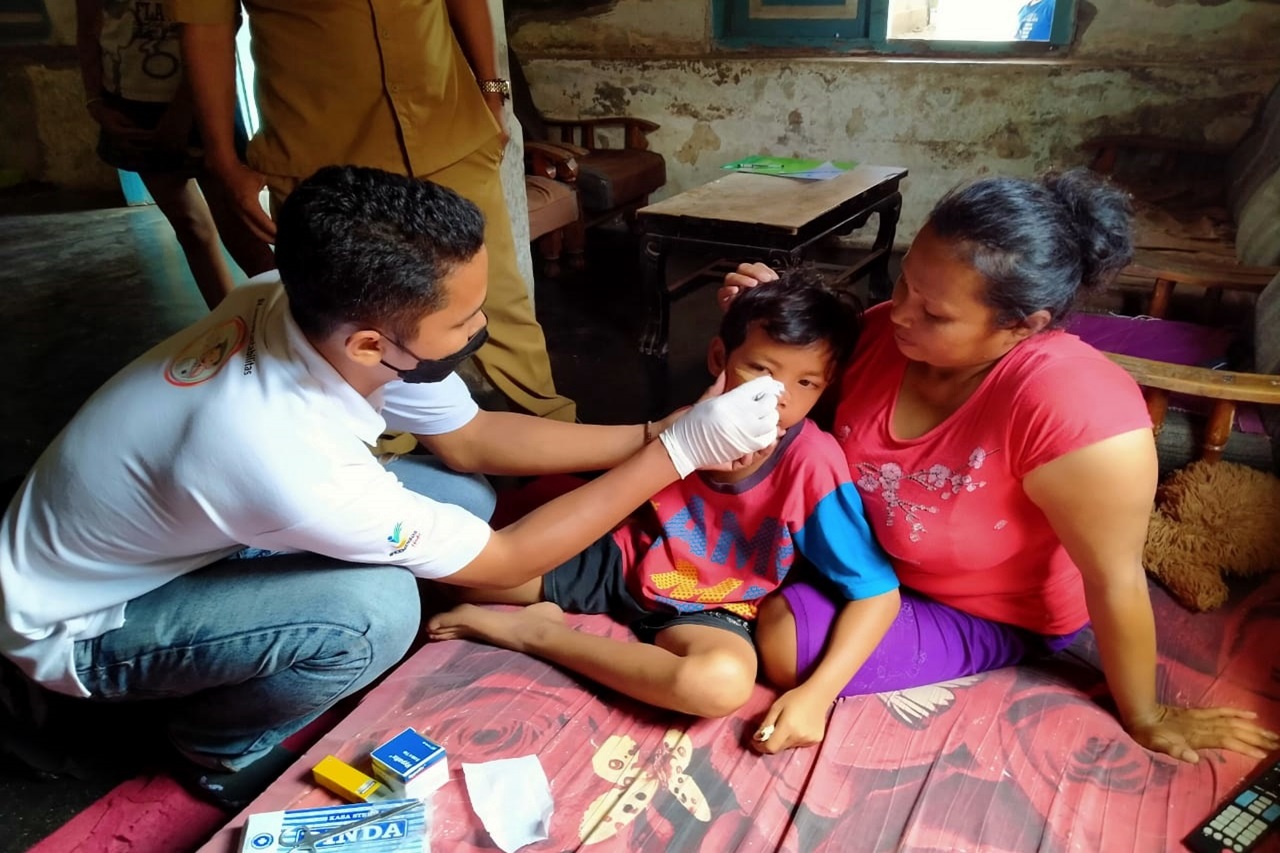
[172,0,578,421]
[77,0,274,309]
[1014,0,1056,41]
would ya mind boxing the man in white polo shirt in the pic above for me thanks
[0,166,783,808]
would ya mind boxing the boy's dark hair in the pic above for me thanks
[274,166,486,342]
[719,267,863,371]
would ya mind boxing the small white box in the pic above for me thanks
[370,727,448,801]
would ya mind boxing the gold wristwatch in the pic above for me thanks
[478,79,511,102]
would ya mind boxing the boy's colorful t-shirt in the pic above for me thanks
[832,303,1153,636]
[612,419,897,620]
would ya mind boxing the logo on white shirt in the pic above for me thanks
[165,318,247,386]
[388,521,420,557]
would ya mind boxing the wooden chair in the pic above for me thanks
[510,51,666,231]
[1069,256,1280,472]
[1075,79,1280,471]
[524,141,583,278]
[1107,351,1279,469]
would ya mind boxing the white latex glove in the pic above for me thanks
[659,375,784,478]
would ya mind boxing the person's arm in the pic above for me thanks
[418,411,662,475]
[751,589,900,754]
[179,19,276,241]
[447,377,782,588]
[448,438,676,588]
[443,0,508,145]
[415,371,722,476]
[1025,429,1278,762]
[241,376,782,591]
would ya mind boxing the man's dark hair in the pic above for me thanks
[719,267,863,371]
[274,166,486,342]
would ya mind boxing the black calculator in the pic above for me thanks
[1185,756,1280,852]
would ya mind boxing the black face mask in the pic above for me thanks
[379,326,489,384]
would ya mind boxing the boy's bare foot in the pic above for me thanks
[426,601,567,653]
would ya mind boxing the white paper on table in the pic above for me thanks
[790,160,847,181]
[461,755,554,852]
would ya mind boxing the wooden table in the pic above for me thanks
[635,165,908,413]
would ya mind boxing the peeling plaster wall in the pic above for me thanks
[512,1,707,56]
[26,65,117,190]
[1073,0,1278,62]
[512,0,1280,243]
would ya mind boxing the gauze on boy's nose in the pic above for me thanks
[733,366,789,403]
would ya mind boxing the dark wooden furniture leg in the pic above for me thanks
[867,191,902,303]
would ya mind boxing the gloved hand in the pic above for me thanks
[659,375,784,478]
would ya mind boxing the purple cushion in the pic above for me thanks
[1067,313,1267,436]
[1066,313,1234,364]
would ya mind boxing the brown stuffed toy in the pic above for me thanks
[1143,460,1280,611]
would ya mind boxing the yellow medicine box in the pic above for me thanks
[312,754,395,803]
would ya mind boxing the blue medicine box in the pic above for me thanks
[370,728,448,800]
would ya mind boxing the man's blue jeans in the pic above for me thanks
[72,456,495,771]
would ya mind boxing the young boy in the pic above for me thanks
[429,271,899,719]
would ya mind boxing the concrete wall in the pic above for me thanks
[510,0,1280,243]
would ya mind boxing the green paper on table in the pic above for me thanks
[721,155,857,181]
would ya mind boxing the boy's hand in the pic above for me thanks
[751,685,832,754]
[659,375,783,478]
[717,262,779,312]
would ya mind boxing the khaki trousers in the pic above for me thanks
[267,141,576,421]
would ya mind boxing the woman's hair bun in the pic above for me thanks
[1043,168,1134,293]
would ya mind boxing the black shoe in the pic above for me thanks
[173,745,299,811]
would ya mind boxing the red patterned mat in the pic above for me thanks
[195,576,1280,853]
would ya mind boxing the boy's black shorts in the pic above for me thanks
[543,535,754,645]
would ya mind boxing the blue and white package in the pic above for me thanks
[370,728,449,801]
[238,798,428,852]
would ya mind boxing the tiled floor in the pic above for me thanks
[0,189,889,849]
